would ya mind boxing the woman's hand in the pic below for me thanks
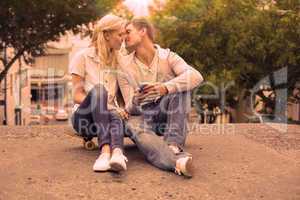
[117,108,129,120]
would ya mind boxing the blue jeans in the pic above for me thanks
[125,92,191,171]
[71,84,124,150]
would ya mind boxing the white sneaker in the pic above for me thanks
[93,153,111,172]
[175,156,193,178]
[109,148,128,172]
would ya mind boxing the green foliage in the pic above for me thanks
[111,1,134,19]
[0,0,119,82]
[153,0,300,105]
[276,0,300,11]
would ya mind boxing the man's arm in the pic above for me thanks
[163,52,203,94]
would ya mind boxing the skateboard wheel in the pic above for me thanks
[84,140,96,150]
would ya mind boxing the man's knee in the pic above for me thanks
[169,91,190,103]
[125,116,154,138]
[72,117,91,136]
[161,91,191,113]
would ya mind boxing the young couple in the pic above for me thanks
[70,14,203,177]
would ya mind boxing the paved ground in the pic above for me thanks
[0,123,299,200]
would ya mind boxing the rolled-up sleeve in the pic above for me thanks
[69,51,85,77]
[164,52,203,93]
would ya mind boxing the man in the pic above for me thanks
[118,18,203,177]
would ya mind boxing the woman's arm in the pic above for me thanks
[72,74,87,104]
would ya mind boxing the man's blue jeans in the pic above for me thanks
[125,91,191,171]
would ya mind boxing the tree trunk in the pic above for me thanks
[236,89,253,123]
[0,50,25,84]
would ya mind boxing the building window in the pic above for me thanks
[31,89,39,103]
[30,84,64,103]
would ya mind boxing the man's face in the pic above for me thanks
[125,24,142,49]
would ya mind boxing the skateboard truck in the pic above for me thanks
[82,138,96,150]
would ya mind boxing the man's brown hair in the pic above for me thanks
[127,18,155,41]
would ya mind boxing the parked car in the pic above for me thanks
[55,109,68,121]
[42,106,56,115]
[29,114,41,125]
[29,107,43,125]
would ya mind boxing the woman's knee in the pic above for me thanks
[72,116,91,137]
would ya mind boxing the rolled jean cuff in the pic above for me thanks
[166,140,184,151]
[98,140,110,150]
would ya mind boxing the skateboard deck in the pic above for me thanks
[65,132,97,150]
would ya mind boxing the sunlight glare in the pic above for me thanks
[123,0,153,17]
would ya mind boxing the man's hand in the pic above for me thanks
[142,83,168,96]
[132,83,168,105]
[132,88,143,105]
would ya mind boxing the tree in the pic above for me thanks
[0,0,119,83]
[153,0,300,122]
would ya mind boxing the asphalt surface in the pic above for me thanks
[0,123,299,200]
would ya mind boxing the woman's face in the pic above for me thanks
[105,27,125,50]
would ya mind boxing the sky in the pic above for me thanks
[123,0,165,16]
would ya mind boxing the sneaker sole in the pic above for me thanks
[182,157,193,178]
[110,162,126,172]
[93,167,110,172]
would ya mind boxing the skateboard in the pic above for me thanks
[65,132,97,150]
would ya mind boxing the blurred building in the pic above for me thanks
[288,82,300,122]
[29,33,89,125]
[0,32,89,125]
[0,48,31,125]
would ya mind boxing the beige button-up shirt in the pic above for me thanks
[69,47,120,111]
[117,45,203,114]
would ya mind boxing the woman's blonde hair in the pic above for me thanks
[91,14,125,68]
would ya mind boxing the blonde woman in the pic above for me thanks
[69,14,128,172]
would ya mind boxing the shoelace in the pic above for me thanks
[98,153,110,160]
[114,153,128,163]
